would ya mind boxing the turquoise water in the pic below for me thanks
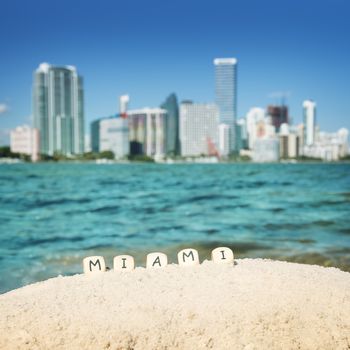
[0,163,349,293]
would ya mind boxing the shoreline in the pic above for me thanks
[1,259,349,349]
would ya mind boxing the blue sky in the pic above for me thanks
[0,0,349,144]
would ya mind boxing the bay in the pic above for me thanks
[0,163,349,293]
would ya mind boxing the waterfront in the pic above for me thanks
[0,163,349,293]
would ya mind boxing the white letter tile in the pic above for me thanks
[83,256,106,274]
[113,255,135,271]
[146,252,168,269]
[177,248,199,266]
[211,247,234,264]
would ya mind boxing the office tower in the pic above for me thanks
[33,63,84,156]
[161,93,179,156]
[10,125,40,162]
[128,108,167,158]
[267,105,288,132]
[214,58,237,152]
[90,116,129,158]
[180,102,219,157]
[303,100,316,146]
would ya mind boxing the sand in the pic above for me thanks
[0,259,349,350]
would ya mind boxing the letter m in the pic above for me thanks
[89,259,101,271]
[182,251,194,262]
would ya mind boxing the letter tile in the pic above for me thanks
[146,252,168,269]
[211,247,234,264]
[113,255,135,272]
[177,248,199,266]
[83,256,106,274]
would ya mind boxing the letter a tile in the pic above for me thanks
[83,256,106,274]
[146,252,168,269]
[177,248,199,266]
[211,247,234,264]
[113,255,135,272]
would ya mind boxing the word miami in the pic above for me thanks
[83,247,234,274]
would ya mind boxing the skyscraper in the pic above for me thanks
[303,100,316,146]
[214,58,237,152]
[33,62,84,156]
[161,93,179,156]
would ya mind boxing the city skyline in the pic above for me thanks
[1,0,350,145]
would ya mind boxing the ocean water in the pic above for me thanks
[0,163,349,293]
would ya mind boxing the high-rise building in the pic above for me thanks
[128,108,167,158]
[214,58,237,152]
[267,105,288,132]
[161,93,179,156]
[303,100,316,146]
[180,102,219,157]
[10,125,40,162]
[33,62,84,156]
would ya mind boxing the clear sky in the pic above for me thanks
[0,0,349,145]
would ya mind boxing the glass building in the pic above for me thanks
[161,93,179,156]
[33,63,84,156]
[214,58,237,153]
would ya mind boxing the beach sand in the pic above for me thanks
[0,259,349,349]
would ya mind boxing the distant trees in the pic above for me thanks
[0,146,30,161]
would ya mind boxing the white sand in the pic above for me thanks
[0,259,349,350]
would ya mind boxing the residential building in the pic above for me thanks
[214,58,237,152]
[128,108,167,158]
[10,125,39,161]
[33,62,84,156]
[180,102,219,157]
[303,128,349,161]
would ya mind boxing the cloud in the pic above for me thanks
[0,103,9,115]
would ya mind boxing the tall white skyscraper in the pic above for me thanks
[303,100,316,146]
[214,58,237,152]
[180,102,219,157]
[33,63,84,156]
